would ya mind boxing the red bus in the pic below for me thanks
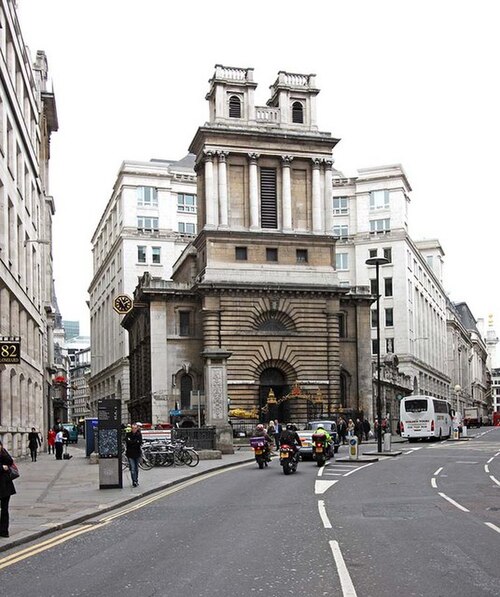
[493,412,500,427]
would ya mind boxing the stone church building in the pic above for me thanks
[122,65,373,449]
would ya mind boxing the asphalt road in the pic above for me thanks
[1,428,499,597]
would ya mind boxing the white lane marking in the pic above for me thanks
[431,478,438,489]
[495,451,500,457]
[487,457,494,464]
[315,479,338,495]
[438,492,470,512]
[343,462,375,477]
[325,472,346,476]
[329,540,358,597]
[434,467,443,476]
[485,522,500,534]
[485,464,490,473]
[318,465,325,477]
[490,475,500,487]
[318,500,332,529]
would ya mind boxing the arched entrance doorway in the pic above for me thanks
[259,368,289,424]
[180,374,192,410]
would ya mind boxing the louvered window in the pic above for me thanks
[292,101,304,123]
[260,168,278,229]
[229,95,241,118]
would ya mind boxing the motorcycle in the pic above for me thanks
[249,437,271,469]
[279,444,299,475]
[312,433,331,467]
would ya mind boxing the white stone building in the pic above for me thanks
[0,1,59,455]
[69,346,91,424]
[88,156,197,419]
[332,165,450,421]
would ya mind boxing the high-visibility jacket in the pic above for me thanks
[313,428,332,443]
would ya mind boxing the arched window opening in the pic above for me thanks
[180,374,193,410]
[229,95,242,119]
[292,101,304,124]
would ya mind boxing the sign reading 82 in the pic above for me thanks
[0,339,21,364]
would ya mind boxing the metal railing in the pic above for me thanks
[172,427,216,450]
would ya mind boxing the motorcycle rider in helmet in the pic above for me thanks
[313,424,333,457]
[253,423,274,460]
[279,424,302,460]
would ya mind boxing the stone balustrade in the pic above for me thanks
[255,106,280,122]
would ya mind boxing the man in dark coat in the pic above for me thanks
[125,423,143,487]
[0,439,16,538]
[28,428,42,462]
[362,418,371,442]
[354,418,364,445]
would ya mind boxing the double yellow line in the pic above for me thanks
[0,461,252,570]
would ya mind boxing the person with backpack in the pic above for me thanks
[279,424,302,459]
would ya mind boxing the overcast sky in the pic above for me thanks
[18,0,500,346]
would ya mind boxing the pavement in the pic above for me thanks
[1,433,408,553]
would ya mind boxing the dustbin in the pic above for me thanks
[383,431,392,452]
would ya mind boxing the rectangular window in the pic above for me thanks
[369,248,377,258]
[385,308,394,327]
[235,246,247,261]
[152,246,161,264]
[338,312,347,338]
[137,246,146,263]
[266,247,278,262]
[296,249,308,263]
[370,189,389,210]
[371,309,378,328]
[383,247,392,262]
[426,255,433,268]
[177,193,197,212]
[137,216,159,231]
[178,222,196,234]
[384,277,393,297]
[370,218,390,233]
[333,225,349,238]
[372,338,378,355]
[260,167,277,229]
[179,311,191,336]
[137,186,158,207]
[333,197,348,214]
[386,338,394,353]
[335,252,348,270]
[370,279,378,295]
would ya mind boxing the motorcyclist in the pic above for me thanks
[253,424,273,459]
[279,424,302,460]
[313,424,333,457]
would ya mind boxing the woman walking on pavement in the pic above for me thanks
[0,439,16,538]
[47,428,56,455]
[28,427,42,462]
[125,423,143,487]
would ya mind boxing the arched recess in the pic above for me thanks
[292,101,304,123]
[173,365,202,410]
[180,374,193,410]
[254,310,296,334]
[229,95,242,118]
[256,359,296,424]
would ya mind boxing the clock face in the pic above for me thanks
[113,294,133,314]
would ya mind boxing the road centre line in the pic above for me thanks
[490,475,500,487]
[487,457,494,464]
[431,478,438,489]
[485,522,500,534]
[434,467,443,476]
[329,540,358,597]
[318,500,332,529]
[318,464,325,477]
[438,492,469,512]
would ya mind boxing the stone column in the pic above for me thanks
[248,153,260,230]
[217,151,229,228]
[281,155,293,231]
[312,158,322,233]
[204,151,216,228]
[324,159,333,234]
[326,300,341,412]
[202,348,233,454]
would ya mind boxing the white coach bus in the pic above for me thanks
[400,395,453,442]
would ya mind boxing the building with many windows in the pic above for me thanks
[0,1,59,455]
[332,165,450,426]
[122,66,373,449]
[88,156,197,419]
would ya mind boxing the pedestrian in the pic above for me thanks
[347,418,355,436]
[54,428,65,460]
[28,427,42,462]
[125,423,143,487]
[0,439,16,538]
[354,418,363,444]
[47,428,56,454]
[274,420,282,451]
[337,417,347,444]
[267,420,276,450]
[362,418,371,442]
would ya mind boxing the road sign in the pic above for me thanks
[113,294,133,315]
[169,409,181,416]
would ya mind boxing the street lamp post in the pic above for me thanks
[366,256,389,452]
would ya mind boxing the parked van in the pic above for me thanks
[62,423,79,444]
